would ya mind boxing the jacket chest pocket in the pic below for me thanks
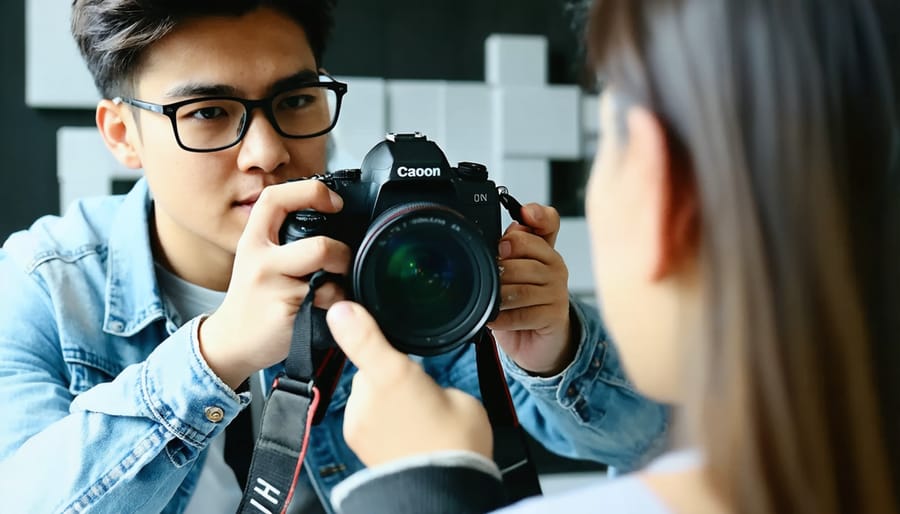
[62,347,124,395]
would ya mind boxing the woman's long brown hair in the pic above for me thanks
[586,1,899,512]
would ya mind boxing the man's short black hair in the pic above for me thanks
[71,0,337,98]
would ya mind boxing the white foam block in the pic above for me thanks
[485,34,548,87]
[442,83,495,172]
[27,0,98,108]
[493,85,580,159]
[557,217,595,295]
[386,80,446,145]
[497,158,550,208]
[332,77,387,164]
[57,127,141,213]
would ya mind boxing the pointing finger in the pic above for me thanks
[244,180,344,245]
[326,301,412,386]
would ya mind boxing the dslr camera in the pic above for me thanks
[280,133,504,356]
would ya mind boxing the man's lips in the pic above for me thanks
[234,192,261,208]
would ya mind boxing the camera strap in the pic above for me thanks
[474,329,544,502]
[236,271,346,514]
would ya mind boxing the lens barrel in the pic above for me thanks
[353,203,499,355]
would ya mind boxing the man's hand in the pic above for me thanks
[489,203,576,376]
[199,180,351,390]
[327,301,493,467]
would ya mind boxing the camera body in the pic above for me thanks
[280,132,503,355]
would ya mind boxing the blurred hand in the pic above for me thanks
[199,180,351,389]
[327,301,493,467]
[489,203,575,376]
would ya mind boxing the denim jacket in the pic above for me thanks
[0,178,667,514]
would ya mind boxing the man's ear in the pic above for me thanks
[625,106,699,281]
[96,99,143,169]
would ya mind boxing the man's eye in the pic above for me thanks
[279,94,315,109]
[188,106,227,120]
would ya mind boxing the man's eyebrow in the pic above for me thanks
[267,69,321,95]
[163,83,240,99]
[162,69,321,100]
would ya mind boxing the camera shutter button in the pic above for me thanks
[457,161,488,181]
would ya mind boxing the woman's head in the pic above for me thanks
[583,0,898,512]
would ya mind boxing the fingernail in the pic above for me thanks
[329,191,344,210]
[530,205,544,222]
[499,240,512,259]
[328,301,356,321]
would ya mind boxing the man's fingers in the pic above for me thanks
[244,180,344,244]
[519,203,560,247]
[498,259,563,286]
[499,230,565,266]
[488,304,561,333]
[497,284,556,311]
[327,301,411,386]
[272,235,352,278]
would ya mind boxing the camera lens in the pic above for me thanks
[380,238,469,319]
[353,203,499,355]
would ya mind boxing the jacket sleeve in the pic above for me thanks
[501,296,671,471]
[0,253,249,513]
[330,451,506,514]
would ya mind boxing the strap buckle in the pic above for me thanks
[272,375,315,398]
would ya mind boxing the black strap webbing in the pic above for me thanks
[225,381,254,490]
[236,272,344,514]
[475,330,543,502]
[236,378,317,514]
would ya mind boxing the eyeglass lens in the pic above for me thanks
[173,85,338,150]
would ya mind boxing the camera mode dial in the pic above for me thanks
[457,161,488,182]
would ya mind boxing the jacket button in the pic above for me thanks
[204,406,225,423]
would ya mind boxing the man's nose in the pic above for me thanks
[236,109,290,173]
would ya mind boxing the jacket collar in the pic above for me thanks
[103,178,167,336]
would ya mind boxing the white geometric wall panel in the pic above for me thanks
[493,86,580,160]
[331,78,387,166]
[57,128,142,207]
[485,34,548,86]
[26,0,100,108]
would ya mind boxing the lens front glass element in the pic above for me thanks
[354,205,499,355]
[375,226,473,333]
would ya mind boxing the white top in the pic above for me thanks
[494,450,700,514]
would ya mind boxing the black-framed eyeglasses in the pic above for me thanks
[113,74,348,153]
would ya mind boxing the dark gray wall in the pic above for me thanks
[0,0,588,242]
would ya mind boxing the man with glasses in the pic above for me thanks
[0,2,667,513]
